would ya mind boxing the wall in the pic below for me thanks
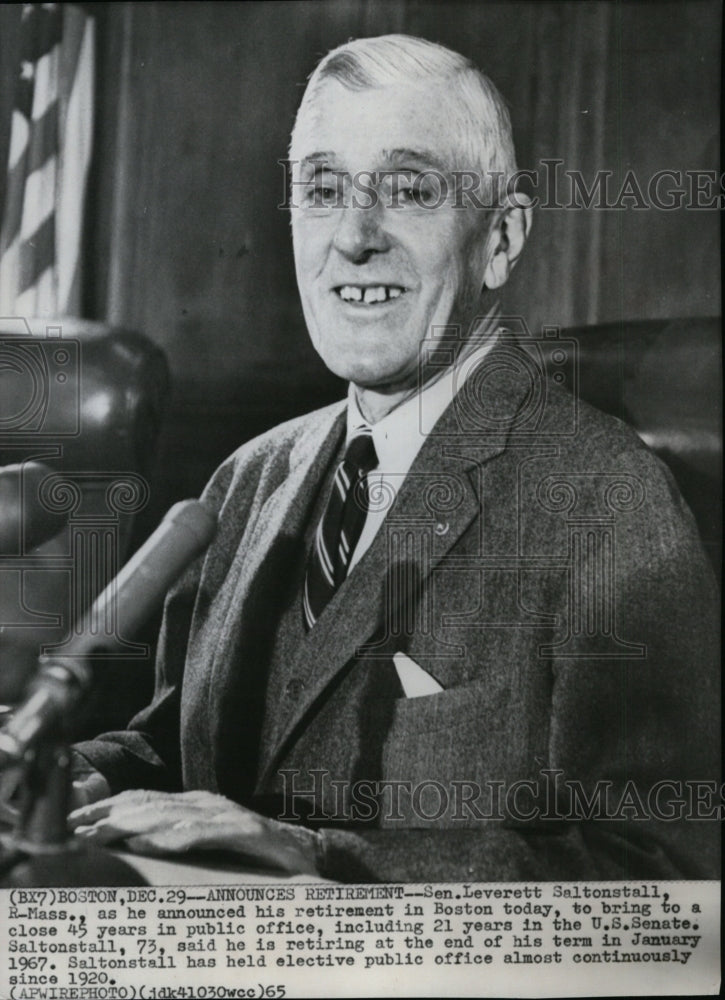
[1,0,721,514]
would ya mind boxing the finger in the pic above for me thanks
[120,816,318,874]
[74,820,132,845]
[71,772,112,811]
[72,803,182,844]
[69,789,178,828]
[122,820,284,862]
[124,823,205,856]
[68,799,114,829]
[74,799,213,845]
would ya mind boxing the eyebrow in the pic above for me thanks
[298,152,342,170]
[381,148,450,172]
[297,148,450,173]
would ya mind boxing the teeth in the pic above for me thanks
[338,285,403,304]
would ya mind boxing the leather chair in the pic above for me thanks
[0,318,169,705]
[542,317,721,579]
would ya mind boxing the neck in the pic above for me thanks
[354,383,417,424]
[352,305,501,424]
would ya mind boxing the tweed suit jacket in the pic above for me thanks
[75,341,720,882]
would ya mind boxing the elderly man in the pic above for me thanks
[68,35,718,881]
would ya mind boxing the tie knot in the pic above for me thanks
[344,430,377,476]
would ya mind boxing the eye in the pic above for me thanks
[298,173,345,209]
[384,172,416,207]
[380,170,441,208]
[316,183,339,204]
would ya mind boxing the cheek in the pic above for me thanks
[416,255,466,315]
[291,218,327,277]
[408,218,470,284]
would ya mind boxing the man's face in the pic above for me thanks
[290,78,494,392]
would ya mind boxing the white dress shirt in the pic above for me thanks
[345,325,500,572]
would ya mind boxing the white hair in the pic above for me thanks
[289,34,518,204]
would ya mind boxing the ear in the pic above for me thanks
[483,194,533,290]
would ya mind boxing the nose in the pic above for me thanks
[333,200,390,263]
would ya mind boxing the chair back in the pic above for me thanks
[0,318,169,701]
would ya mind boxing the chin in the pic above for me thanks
[310,321,421,388]
[333,359,417,394]
[313,337,379,381]
[322,356,385,386]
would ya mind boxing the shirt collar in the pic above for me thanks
[346,312,502,477]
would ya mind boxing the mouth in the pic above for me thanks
[333,284,407,306]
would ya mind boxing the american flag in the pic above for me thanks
[0,3,95,317]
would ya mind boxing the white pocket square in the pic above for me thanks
[393,652,444,698]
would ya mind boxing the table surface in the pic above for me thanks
[113,848,326,885]
[0,823,326,885]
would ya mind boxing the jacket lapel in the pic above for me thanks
[258,343,534,784]
[205,402,346,781]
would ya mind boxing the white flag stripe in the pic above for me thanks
[56,15,94,312]
[8,111,29,171]
[0,5,94,317]
[20,158,55,239]
[0,238,20,307]
[31,44,59,122]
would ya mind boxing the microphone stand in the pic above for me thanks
[0,681,146,887]
[0,499,216,887]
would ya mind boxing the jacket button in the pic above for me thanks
[285,678,304,698]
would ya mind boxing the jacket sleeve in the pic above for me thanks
[314,818,717,883]
[72,456,239,794]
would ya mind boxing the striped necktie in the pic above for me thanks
[303,429,378,629]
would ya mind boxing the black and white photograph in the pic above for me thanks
[0,1,721,996]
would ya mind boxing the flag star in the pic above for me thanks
[20,61,34,81]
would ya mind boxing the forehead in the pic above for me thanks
[292,78,462,172]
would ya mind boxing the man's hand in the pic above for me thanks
[71,769,113,810]
[68,789,320,875]
[0,760,111,829]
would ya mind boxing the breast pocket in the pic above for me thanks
[382,676,507,786]
[389,676,495,732]
[379,665,550,828]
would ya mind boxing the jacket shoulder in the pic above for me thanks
[543,381,668,473]
[200,399,346,511]
[536,384,709,561]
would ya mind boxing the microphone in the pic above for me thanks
[0,462,70,555]
[0,499,217,766]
